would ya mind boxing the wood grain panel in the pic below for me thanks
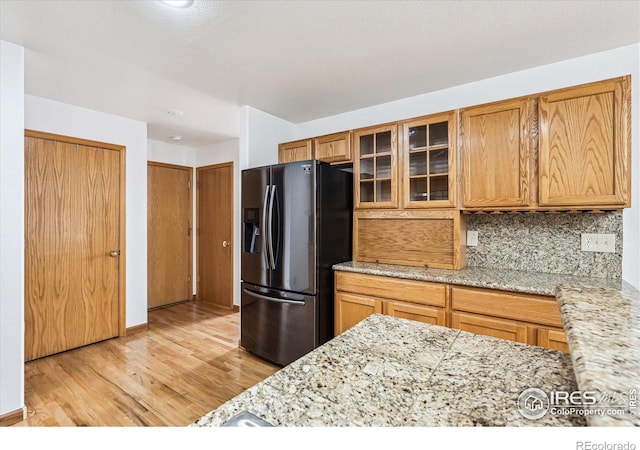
[537,327,569,353]
[314,131,351,164]
[335,271,446,307]
[197,162,233,308]
[539,76,630,207]
[461,98,531,207]
[451,286,562,328]
[384,300,446,326]
[356,218,454,267]
[147,163,192,308]
[334,292,382,335]
[451,311,530,344]
[278,139,313,163]
[25,135,121,361]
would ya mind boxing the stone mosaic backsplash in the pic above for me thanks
[464,212,622,279]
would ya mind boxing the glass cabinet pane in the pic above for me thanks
[408,125,427,150]
[376,131,392,154]
[409,151,427,176]
[360,158,374,179]
[376,180,392,202]
[429,122,448,147]
[430,176,449,200]
[376,155,392,179]
[429,149,448,174]
[410,178,428,202]
[360,134,374,156]
[360,181,374,202]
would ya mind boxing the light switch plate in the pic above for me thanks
[581,233,615,253]
[467,230,478,247]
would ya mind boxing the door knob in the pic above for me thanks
[109,250,120,257]
[222,240,229,248]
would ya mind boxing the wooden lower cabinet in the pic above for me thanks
[385,300,446,326]
[537,327,570,353]
[335,292,383,335]
[451,311,530,344]
[334,271,569,352]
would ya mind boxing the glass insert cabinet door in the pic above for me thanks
[402,111,456,208]
[354,124,398,208]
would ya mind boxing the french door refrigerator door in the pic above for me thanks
[241,282,317,366]
[269,161,317,295]
[241,167,271,289]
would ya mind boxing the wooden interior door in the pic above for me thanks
[197,162,233,309]
[25,131,125,361]
[147,162,192,309]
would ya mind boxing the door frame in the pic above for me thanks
[147,161,193,308]
[24,129,127,336]
[196,161,234,308]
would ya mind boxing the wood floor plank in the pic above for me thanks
[14,301,278,427]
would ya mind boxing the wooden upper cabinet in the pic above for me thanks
[461,98,533,208]
[353,124,398,209]
[401,111,457,208]
[538,76,631,207]
[314,131,352,164]
[278,139,313,164]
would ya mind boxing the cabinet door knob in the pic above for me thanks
[222,240,229,248]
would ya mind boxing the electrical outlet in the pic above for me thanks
[581,233,615,253]
[467,230,478,247]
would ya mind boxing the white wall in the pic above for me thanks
[0,40,25,417]
[241,106,295,170]
[25,95,149,328]
[147,139,197,167]
[293,43,640,289]
[197,139,241,305]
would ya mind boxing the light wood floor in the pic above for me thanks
[13,301,278,426]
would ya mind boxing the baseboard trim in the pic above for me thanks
[0,407,25,427]
[233,305,239,312]
[192,294,197,301]
[125,323,149,335]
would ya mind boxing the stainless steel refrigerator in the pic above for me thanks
[241,160,352,366]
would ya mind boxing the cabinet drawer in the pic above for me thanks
[384,300,446,327]
[451,286,562,328]
[335,272,446,307]
[452,312,530,344]
[537,327,569,353]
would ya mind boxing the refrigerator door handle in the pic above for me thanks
[268,184,277,270]
[243,288,304,305]
[262,185,271,269]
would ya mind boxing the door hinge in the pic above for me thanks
[197,181,201,188]
[187,227,192,236]
[188,180,191,189]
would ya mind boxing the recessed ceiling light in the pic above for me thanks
[170,135,183,142]
[160,0,194,8]
[167,109,184,117]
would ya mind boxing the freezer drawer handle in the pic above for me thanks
[243,288,305,305]
[262,185,271,268]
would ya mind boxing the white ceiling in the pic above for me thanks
[1,0,639,147]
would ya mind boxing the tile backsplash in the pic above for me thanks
[464,212,622,279]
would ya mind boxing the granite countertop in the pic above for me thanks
[556,283,640,426]
[333,261,639,426]
[192,314,584,427]
[333,261,623,297]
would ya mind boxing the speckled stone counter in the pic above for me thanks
[192,315,584,427]
[333,261,640,426]
[333,261,623,297]
[556,283,640,426]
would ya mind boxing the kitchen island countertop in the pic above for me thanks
[332,262,640,426]
[191,314,584,427]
